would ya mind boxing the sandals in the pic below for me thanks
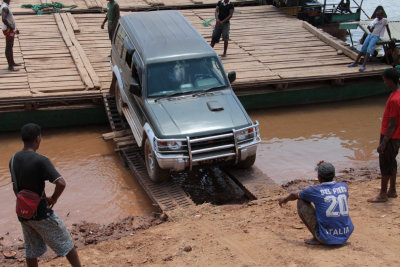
[348,62,358,67]
[359,66,366,72]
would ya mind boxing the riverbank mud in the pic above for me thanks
[4,165,399,267]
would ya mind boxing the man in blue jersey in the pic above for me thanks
[279,161,354,245]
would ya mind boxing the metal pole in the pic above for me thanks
[352,0,369,19]
[321,0,326,25]
[348,29,354,47]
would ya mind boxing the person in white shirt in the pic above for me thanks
[348,10,392,72]
[1,0,21,71]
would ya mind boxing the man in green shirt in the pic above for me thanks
[101,0,120,42]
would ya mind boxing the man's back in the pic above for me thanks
[299,182,354,244]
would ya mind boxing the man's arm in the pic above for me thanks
[46,177,66,208]
[378,117,397,154]
[215,6,220,25]
[2,7,14,30]
[367,18,376,33]
[221,8,234,24]
[101,15,108,29]
[278,192,298,207]
[110,4,120,31]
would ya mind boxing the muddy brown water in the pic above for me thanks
[249,95,388,184]
[0,126,155,246]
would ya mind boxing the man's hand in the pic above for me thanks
[15,29,19,34]
[278,197,288,207]
[46,196,57,209]
[377,142,386,154]
[101,22,105,29]
[368,26,374,33]
[216,19,222,27]
[278,192,298,207]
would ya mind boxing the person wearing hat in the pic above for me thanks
[278,161,354,245]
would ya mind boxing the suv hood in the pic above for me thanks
[146,91,250,138]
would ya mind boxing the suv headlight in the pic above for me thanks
[156,140,183,151]
[236,127,255,142]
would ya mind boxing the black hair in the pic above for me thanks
[383,68,400,84]
[21,123,41,143]
[320,173,335,182]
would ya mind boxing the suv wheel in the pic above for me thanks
[114,82,123,115]
[237,155,256,169]
[144,138,170,183]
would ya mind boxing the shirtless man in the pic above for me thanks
[1,0,21,71]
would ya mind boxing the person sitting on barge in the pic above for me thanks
[348,10,392,72]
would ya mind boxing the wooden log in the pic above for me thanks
[60,13,101,89]
[54,13,93,89]
[302,21,358,61]
[102,129,132,140]
[66,13,80,33]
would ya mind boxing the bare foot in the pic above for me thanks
[13,63,22,66]
[305,238,321,245]
[221,53,227,58]
[367,194,388,203]
[387,191,398,198]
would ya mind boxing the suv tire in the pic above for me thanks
[237,155,256,169]
[144,138,170,183]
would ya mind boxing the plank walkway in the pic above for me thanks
[0,5,389,107]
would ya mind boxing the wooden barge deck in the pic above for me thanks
[10,0,256,14]
[0,6,390,115]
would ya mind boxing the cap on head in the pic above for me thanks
[316,161,335,182]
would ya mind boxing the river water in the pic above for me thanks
[0,126,155,245]
[250,95,387,184]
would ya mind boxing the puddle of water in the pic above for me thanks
[249,95,388,184]
[171,167,247,205]
[0,126,155,245]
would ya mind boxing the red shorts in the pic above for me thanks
[2,28,15,40]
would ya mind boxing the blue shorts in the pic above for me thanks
[21,213,74,259]
[212,22,230,44]
[360,34,380,55]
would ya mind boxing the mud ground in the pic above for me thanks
[2,165,400,266]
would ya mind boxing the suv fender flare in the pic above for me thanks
[143,123,156,150]
[112,65,124,92]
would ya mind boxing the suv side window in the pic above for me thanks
[115,26,127,58]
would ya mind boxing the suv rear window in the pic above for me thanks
[147,57,227,97]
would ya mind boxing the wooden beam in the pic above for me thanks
[302,21,358,60]
[66,13,80,33]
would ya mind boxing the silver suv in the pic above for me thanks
[110,10,260,182]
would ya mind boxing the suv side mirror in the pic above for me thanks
[228,71,236,83]
[129,81,141,97]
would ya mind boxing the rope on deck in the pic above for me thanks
[21,2,77,14]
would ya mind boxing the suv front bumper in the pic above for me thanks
[153,122,261,171]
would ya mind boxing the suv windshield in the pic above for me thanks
[147,57,227,98]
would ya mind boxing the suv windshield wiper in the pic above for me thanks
[155,90,193,102]
[202,85,226,92]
